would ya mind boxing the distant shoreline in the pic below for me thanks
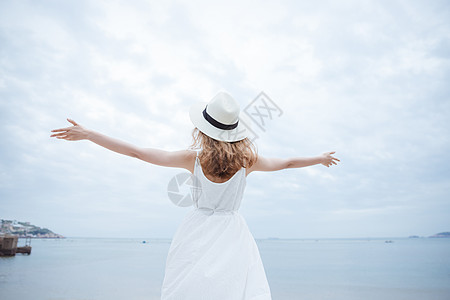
[38,236,450,241]
[1,219,64,239]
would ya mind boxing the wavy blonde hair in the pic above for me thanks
[189,128,258,179]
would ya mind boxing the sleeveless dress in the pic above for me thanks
[160,151,272,300]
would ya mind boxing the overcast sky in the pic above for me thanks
[1,0,449,239]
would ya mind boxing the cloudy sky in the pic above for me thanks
[1,0,449,239]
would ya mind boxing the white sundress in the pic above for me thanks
[160,151,272,300]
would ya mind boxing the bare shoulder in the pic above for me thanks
[246,155,290,176]
[178,149,197,173]
[163,149,197,173]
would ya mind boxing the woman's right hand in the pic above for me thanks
[50,118,89,141]
[320,151,340,167]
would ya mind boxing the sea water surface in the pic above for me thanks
[1,237,449,299]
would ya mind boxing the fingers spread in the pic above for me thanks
[51,127,71,132]
[51,132,67,137]
[67,118,78,126]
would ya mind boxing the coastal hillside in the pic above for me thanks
[429,232,450,238]
[0,219,64,238]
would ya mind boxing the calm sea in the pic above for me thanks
[1,237,449,300]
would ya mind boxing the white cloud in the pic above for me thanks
[0,0,449,238]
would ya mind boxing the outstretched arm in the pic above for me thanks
[247,152,340,174]
[287,153,339,168]
[50,119,194,171]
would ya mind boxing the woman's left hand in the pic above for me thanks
[320,151,340,167]
[50,118,89,141]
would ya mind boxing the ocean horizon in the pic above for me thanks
[1,237,449,299]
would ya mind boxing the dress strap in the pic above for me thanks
[195,150,200,163]
[194,150,200,170]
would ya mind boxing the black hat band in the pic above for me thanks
[202,106,239,130]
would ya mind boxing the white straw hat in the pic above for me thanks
[189,91,251,142]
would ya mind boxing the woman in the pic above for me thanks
[50,91,340,299]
